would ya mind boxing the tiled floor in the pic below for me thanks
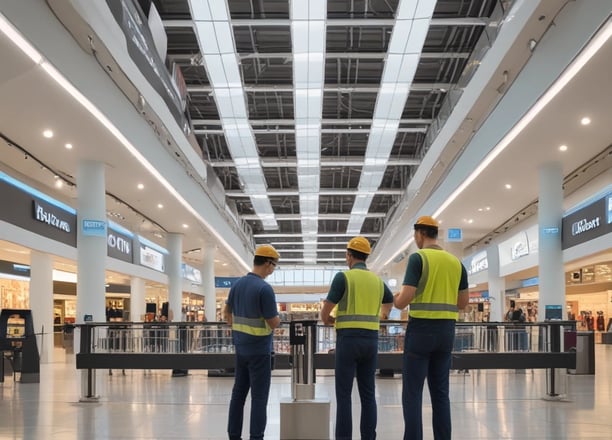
[1,345,611,439]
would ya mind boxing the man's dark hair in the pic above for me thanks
[347,248,368,261]
[415,225,438,239]
[254,255,274,266]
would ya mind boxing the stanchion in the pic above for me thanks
[280,320,330,439]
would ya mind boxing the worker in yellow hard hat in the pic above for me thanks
[393,215,469,439]
[223,243,280,440]
[320,236,393,440]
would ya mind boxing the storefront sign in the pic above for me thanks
[562,194,611,249]
[33,200,72,233]
[82,219,106,237]
[107,228,133,263]
[182,263,202,284]
[511,231,529,260]
[139,245,165,272]
[465,251,488,275]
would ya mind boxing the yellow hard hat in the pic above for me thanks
[414,215,439,229]
[347,236,371,255]
[254,244,280,259]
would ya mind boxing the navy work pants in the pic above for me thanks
[402,318,455,440]
[334,329,379,440]
[228,353,271,440]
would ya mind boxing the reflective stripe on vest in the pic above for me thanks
[232,315,271,336]
[335,269,383,330]
[409,248,461,320]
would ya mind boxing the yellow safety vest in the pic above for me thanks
[409,248,462,320]
[336,269,384,330]
[232,315,272,336]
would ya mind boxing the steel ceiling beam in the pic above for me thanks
[163,18,488,28]
[209,157,420,168]
[192,118,433,126]
[226,188,403,197]
[187,83,453,93]
[241,212,386,220]
[194,127,427,135]
[167,52,470,61]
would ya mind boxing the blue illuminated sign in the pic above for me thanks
[447,228,462,242]
[215,277,240,288]
[82,219,107,237]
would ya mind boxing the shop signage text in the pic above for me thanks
[33,200,71,232]
[82,219,107,237]
[571,216,601,236]
[108,233,131,254]
[562,194,611,250]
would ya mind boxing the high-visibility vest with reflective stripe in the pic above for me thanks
[409,248,461,320]
[232,315,272,336]
[335,269,384,330]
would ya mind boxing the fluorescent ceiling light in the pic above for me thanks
[291,1,327,244]
[190,1,277,230]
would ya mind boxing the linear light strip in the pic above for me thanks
[432,18,612,219]
[189,0,277,230]
[383,18,612,267]
[0,11,251,271]
[346,0,436,235]
[291,0,327,262]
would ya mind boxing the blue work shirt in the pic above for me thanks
[226,272,279,355]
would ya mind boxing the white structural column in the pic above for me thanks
[76,161,107,323]
[538,162,565,321]
[442,241,463,259]
[29,250,54,363]
[130,276,145,322]
[486,245,505,323]
[201,247,217,322]
[167,233,183,321]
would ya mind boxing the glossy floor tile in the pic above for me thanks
[1,345,611,439]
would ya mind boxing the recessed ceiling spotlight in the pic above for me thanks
[559,144,568,152]
[157,203,163,209]
[505,184,512,189]
[65,143,73,149]
[182,223,189,229]
[580,117,591,125]
[485,206,491,211]
[42,129,53,138]
[54,179,63,189]
[137,183,144,190]
[478,208,483,212]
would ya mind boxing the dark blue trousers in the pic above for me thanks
[402,318,455,440]
[228,353,271,440]
[334,329,379,440]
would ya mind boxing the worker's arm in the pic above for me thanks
[394,284,416,309]
[223,304,233,325]
[380,301,393,320]
[320,300,337,325]
[457,289,470,310]
[266,315,281,329]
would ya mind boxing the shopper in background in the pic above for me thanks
[320,236,393,440]
[224,244,281,440]
[393,216,469,440]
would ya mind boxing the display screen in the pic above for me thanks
[544,305,563,320]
